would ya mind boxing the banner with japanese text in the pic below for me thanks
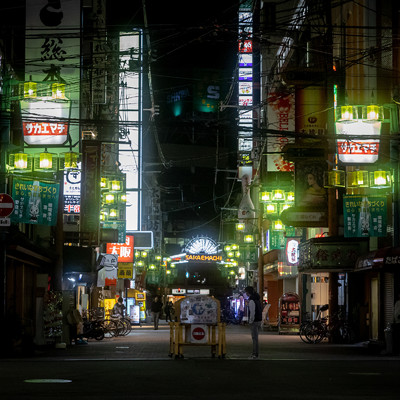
[11,178,59,226]
[343,195,387,237]
[106,235,134,262]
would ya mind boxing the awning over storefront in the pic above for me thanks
[355,246,400,271]
[298,237,369,272]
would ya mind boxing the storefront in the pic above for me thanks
[353,247,400,343]
[298,237,369,323]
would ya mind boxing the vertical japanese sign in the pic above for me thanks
[92,0,106,104]
[64,167,81,214]
[266,90,295,172]
[25,0,80,147]
[343,195,387,237]
[11,178,59,226]
[106,235,134,263]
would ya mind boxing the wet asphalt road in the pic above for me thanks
[1,324,399,399]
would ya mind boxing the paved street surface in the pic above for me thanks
[1,322,400,399]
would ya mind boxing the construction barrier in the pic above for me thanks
[168,295,226,359]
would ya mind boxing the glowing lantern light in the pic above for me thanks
[347,170,369,188]
[260,191,272,202]
[244,234,254,243]
[105,194,115,204]
[362,105,383,122]
[14,152,28,169]
[64,152,78,169]
[337,105,357,122]
[236,223,245,231]
[24,81,37,98]
[286,192,295,202]
[272,189,285,201]
[273,220,284,231]
[369,170,391,188]
[51,83,66,99]
[111,180,122,192]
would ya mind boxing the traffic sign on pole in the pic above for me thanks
[0,194,14,218]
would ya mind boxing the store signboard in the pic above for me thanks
[21,100,70,146]
[106,235,134,262]
[266,90,295,172]
[117,263,134,279]
[25,0,80,148]
[343,195,387,237]
[11,178,59,226]
[336,122,381,164]
[299,239,368,271]
[64,167,81,214]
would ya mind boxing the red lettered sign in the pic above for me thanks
[106,235,134,262]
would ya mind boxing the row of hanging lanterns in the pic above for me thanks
[8,150,79,172]
[260,189,295,203]
[21,81,67,100]
[324,169,392,189]
[336,105,384,123]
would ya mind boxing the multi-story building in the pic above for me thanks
[254,0,400,343]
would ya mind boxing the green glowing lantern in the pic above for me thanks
[369,170,391,188]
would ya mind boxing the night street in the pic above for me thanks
[1,324,400,399]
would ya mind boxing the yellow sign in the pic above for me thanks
[118,263,133,279]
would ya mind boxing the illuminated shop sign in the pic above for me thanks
[106,235,134,263]
[185,254,223,262]
[239,82,252,95]
[237,6,254,162]
[64,167,81,214]
[335,121,381,164]
[25,0,80,148]
[21,100,70,146]
[239,96,253,107]
[238,69,253,81]
[286,239,299,265]
[239,54,252,67]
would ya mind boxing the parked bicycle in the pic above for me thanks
[299,305,355,344]
[84,309,119,339]
[106,310,132,336]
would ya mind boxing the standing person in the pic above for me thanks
[245,286,262,359]
[165,301,173,322]
[151,296,163,330]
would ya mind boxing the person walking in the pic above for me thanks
[245,286,262,359]
[151,296,163,330]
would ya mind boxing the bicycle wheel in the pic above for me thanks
[299,321,313,343]
[101,319,118,338]
[305,321,324,344]
[121,318,132,336]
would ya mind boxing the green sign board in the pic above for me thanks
[11,178,59,226]
[102,220,126,244]
[343,195,387,238]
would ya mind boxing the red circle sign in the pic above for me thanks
[192,327,206,341]
[0,193,14,218]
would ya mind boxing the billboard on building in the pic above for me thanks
[25,0,80,150]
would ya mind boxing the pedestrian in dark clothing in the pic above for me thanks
[151,296,163,330]
[165,301,173,322]
[245,286,262,359]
